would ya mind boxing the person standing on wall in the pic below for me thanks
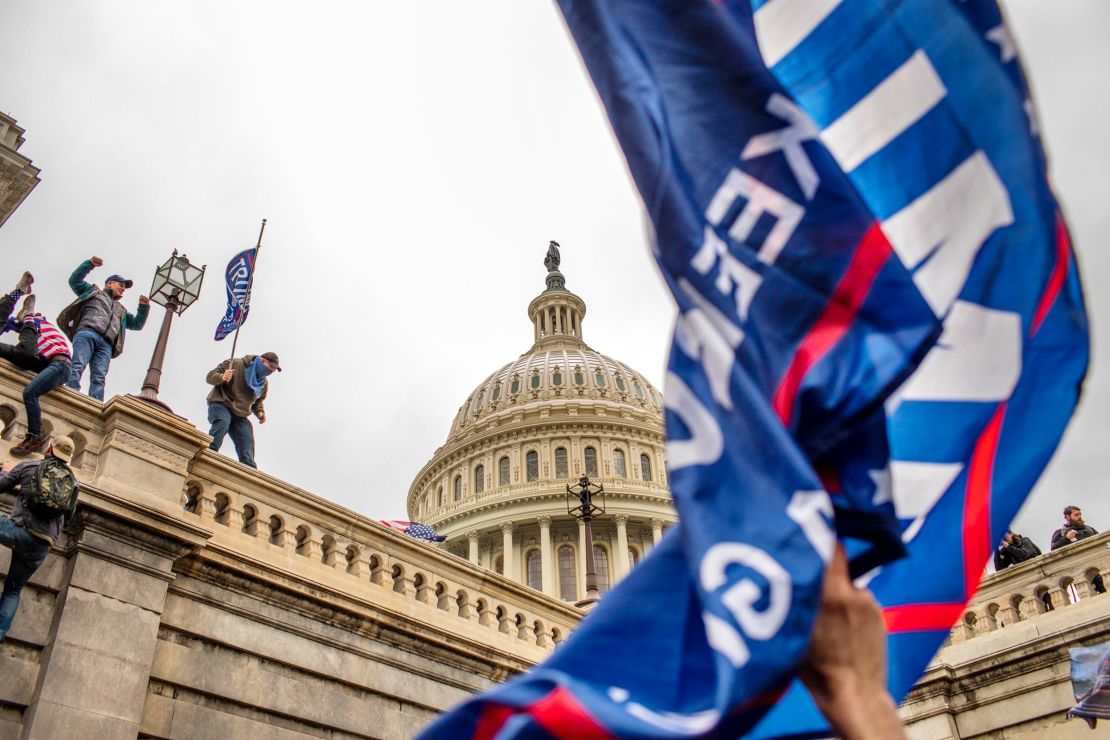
[57,256,150,401]
[205,352,281,468]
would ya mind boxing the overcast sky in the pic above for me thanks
[0,1,1105,551]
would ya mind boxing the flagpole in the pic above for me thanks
[229,218,266,361]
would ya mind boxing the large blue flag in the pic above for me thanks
[214,247,257,341]
[419,1,1087,738]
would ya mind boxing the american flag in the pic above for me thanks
[378,520,446,543]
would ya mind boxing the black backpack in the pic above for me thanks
[25,457,78,520]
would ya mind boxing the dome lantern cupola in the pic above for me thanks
[528,240,586,346]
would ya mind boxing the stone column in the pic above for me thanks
[538,516,553,596]
[651,518,664,545]
[20,505,209,738]
[615,514,630,579]
[501,522,515,583]
[467,530,480,564]
[577,519,587,601]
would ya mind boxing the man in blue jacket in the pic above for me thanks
[56,256,150,400]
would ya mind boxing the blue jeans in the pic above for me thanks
[24,359,71,436]
[0,516,50,642]
[208,403,256,468]
[68,329,113,401]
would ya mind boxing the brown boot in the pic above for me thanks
[15,294,35,322]
[10,433,43,457]
[13,271,33,295]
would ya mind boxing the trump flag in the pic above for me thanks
[419,1,1088,738]
[214,247,257,341]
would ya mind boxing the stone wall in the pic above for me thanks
[0,364,580,739]
[901,532,1110,738]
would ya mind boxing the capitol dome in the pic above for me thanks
[407,245,676,604]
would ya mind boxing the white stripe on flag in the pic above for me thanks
[754,0,843,68]
[821,50,947,172]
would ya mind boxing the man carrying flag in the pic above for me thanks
[205,352,280,469]
[420,1,1087,739]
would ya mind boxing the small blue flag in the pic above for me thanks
[214,248,257,341]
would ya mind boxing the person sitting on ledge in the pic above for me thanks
[0,272,73,457]
[205,352,281,469]
[0,436,79,643]
[994,529,1041,571]
[1051,506,1098,551]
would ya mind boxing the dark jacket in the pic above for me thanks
[1051,523,1098,551]
[207,355,268,419]
[0,459,78,543]
[56,260,149,358]
[994,535,1041,571]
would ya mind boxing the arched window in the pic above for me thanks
[613,449,626,478]
[594,545,611,594]
[552,368,563,386]
[530,371,541,390]
[526,451,539,482]
[499,456,510,486]
[437,486,444,507]
[453,475,462,501]
[510,375,521,395]
[615,375,626,392]
[594,371,607,388]
[584,446,598,476]
[554,447,568,479]
[628,547,639,568]
[558,545,576,601]
[474,465,485,494]
[473,391,485,411]
[574,366,585,386]
[633,381,645,398]
[491,382,502,402]
[527,550,542,590]
[640,453,652,482]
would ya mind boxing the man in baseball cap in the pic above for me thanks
[205,352,282,468]
[0,435,79,643]
[56,256,150,401]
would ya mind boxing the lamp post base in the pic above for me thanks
[130,393,178,417]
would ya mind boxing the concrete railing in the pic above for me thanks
[0,363,581,665]
[947,531,1110,645]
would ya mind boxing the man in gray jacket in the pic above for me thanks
[206,352,281,468]
[58,256,150,400]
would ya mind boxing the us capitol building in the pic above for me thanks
[407,243,676,603]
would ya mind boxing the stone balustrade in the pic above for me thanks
[182,451,581,654]
[945,531,1110,646]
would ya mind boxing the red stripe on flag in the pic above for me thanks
[773,224,892,425]
[473,704,515,740]
[882,603,966,632]
[962,405,1006,599]
[1029,214,1070,336]
[529,687,613,740]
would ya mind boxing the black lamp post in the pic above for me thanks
[137,250,205,413]
[567,474,605,607]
